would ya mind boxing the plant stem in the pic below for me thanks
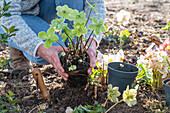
[67,19,74,29]
[83,30,94,51]
[56,42,68,59]
[105,100,123,113]
[166,58,170,67]
[103,98,109,107]
[85,8,92,27]
[84,36,94,53]
[63,29,75,51]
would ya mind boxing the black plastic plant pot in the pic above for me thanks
[163,78,170,107]
[108,62,138,94]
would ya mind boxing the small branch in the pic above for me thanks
[63,29,75,51]
[85,8,92,27]
[56,42,68,59]
[56,42,67,53]
[105,100,123,113]
[83,30,94,50]
[67,19,74,29]
[84,37,94,53]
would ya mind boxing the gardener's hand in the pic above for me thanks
[37,44,69,80]
[86,38,97,76]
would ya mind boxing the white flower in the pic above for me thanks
[116,10,131,26]
[158,67,169,78]
[115,49,124,62]
[65,107,73,113]
[137,55,148,65]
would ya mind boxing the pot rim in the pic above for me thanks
[108,62,138,74]
[163,78,170,88]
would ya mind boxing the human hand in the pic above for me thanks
[37,44,69,80]
[86,38,97,76]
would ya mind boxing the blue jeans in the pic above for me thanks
[0,0,84,65]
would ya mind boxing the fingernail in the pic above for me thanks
[65,74,69,78]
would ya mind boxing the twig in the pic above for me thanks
[83,30,94,50]
[63,29,75,51]
[67,19,74,29]
[94,85,98,99]
[84,82,89,90]
[85,8,92,27]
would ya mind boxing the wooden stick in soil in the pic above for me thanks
[94,85,98,99]
[32,68,50,100]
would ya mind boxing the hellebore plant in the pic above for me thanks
[38,1,106,72]
[136,39,170,89]
[104,84,137,113]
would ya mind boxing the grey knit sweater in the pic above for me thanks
[0,0,106,57]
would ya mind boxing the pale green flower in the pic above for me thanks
[51,18,67,31]
[107,84,121,103]
[56,5,72,19]
[123,85,137,107]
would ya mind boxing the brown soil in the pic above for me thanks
[60,51,90,87]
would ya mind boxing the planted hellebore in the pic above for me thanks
[38,1,106,87]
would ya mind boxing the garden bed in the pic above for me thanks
[0,1,170,113]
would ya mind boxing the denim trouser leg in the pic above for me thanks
[8,15,66,65]
[4,0,84,65]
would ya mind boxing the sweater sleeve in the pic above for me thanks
[0,0,43,57]
[84,0,106,47]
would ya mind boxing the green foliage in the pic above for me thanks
[0,57,12,70]
[89,17,106,35]
[133,64,152,89]
[0,0,18,71]
[38,1,106,58]
[73,104,105,113]
[105,85,137,113]
[162,21,170,31]
[68,65,77,71]
[38,28,59,48]
[0,90,20,113]
[143,99,169,112]
[104,28,130,49]
[90,62,108,86]
[0,0,11,18]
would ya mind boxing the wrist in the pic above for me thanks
[37,44,45,57]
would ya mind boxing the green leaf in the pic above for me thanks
[3,0,7,9]
[9,26,15,33]
[95,27,100,35]
[3,5,11,11]
[92,17,98,24]
[50,34,59,42]
[47,28,55,37]
[9,33,16,37]
[38,31,48,40]
[100,25,106,33]
[3,13,11,17]
[89,24,96,30]
[1,25,8,34]
[44,39,52,49]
